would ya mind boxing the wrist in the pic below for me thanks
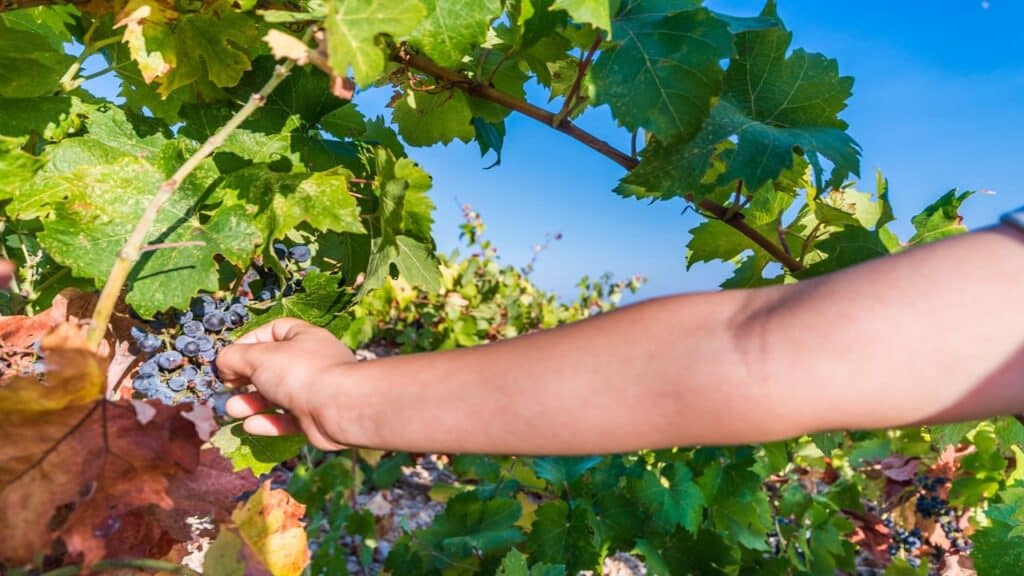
[312,358,384,449]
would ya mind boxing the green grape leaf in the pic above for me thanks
[636,463,705,532]
[32,157,260,317]
[320,104,368,139]
[497,549,567,576]
[908,189,974,245]
[244,270,354,337]
[591,4,732,142]
[325,0,428,86]
[217,166,366,241]
[622,5,859,199]
[699,460,772,550]
[0,22,73,98]
[415,492,524,566]
[392,90,475,146]
[210,421,308,476]
[800,226,892,278]
[593,491,645,550]
[0,96,86,140]
[531,456,603,486]
[552,0,611,32]
[159,2,261,97]
[525,501,599,574]
[362,234,442,293]
[0,6,77,47]
[0,137,42,197]
[409,0,502,68]
[473,117,505,168]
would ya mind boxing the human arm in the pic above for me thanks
[218,225,1024,455]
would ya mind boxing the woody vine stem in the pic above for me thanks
[85,30,313,351]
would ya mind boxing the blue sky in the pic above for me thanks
[86,0,1023,301]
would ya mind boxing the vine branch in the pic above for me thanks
[388,47,806,273]
[552,34,602,127]
[85,31,312,350]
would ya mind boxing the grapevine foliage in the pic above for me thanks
[0,0,1017,574]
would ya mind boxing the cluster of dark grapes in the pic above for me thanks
[884,518,923,567]
[127,241,313,406]
[914,475,970,553]
[130,294,250,406]
[246,242,312,302]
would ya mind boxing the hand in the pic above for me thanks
[216,318,357,450]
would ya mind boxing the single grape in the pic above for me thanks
[225,310,245,328]
[258,288,275,302]
[156,351,184,371]
[130,326,147,343]
[197,335,215,352]
[234,296,250,306]
[179,310,194,325]
[167,376,188,392]
[153,387,176,405]
[273,242,288,260]
[199,349,217,362]
[203,311,226,332]
[229,303,249,318]
[181,339,201,358]
[182,320,204,337]
[181,365,199,380]
[140,334,163,354]
[133,375,159,394]
[138,359,159,378]
[193,377,213,394]
[194,294,217,315]
[288,244,311,262]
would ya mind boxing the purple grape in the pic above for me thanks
[130,326,147,343]
[203,311,226,332]
[197,335,214,352]
[133,375,159,394]
[179,310,194,324]
[167,376,188,392]
[181,365,199,380]
[273,242,288,260]
[288,244,311,263]
[182,320,204,337]
[225,310,245,328]
[140,334,163,354]
[156,351,184,371]
[138,359,159,378]
[199,349,217,362]
[181,339,201,358]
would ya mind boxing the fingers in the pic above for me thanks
[234,317,318,345]
[242,413,303,436]
[225,392,276,419]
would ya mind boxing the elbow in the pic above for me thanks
[726,284,825,442]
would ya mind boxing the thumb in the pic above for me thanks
[216,341,273,386]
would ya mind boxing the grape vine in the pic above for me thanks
[0,0,1018,575]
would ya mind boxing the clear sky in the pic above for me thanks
[85,0,1024,301]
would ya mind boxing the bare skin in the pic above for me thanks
[217,225,1024,455]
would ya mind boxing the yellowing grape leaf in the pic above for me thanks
[206,480,310,576]
[0,323,255,568]
[113,0,260,98]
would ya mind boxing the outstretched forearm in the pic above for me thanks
[330,226,1024,454]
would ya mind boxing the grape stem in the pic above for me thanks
[85,29,313,350]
